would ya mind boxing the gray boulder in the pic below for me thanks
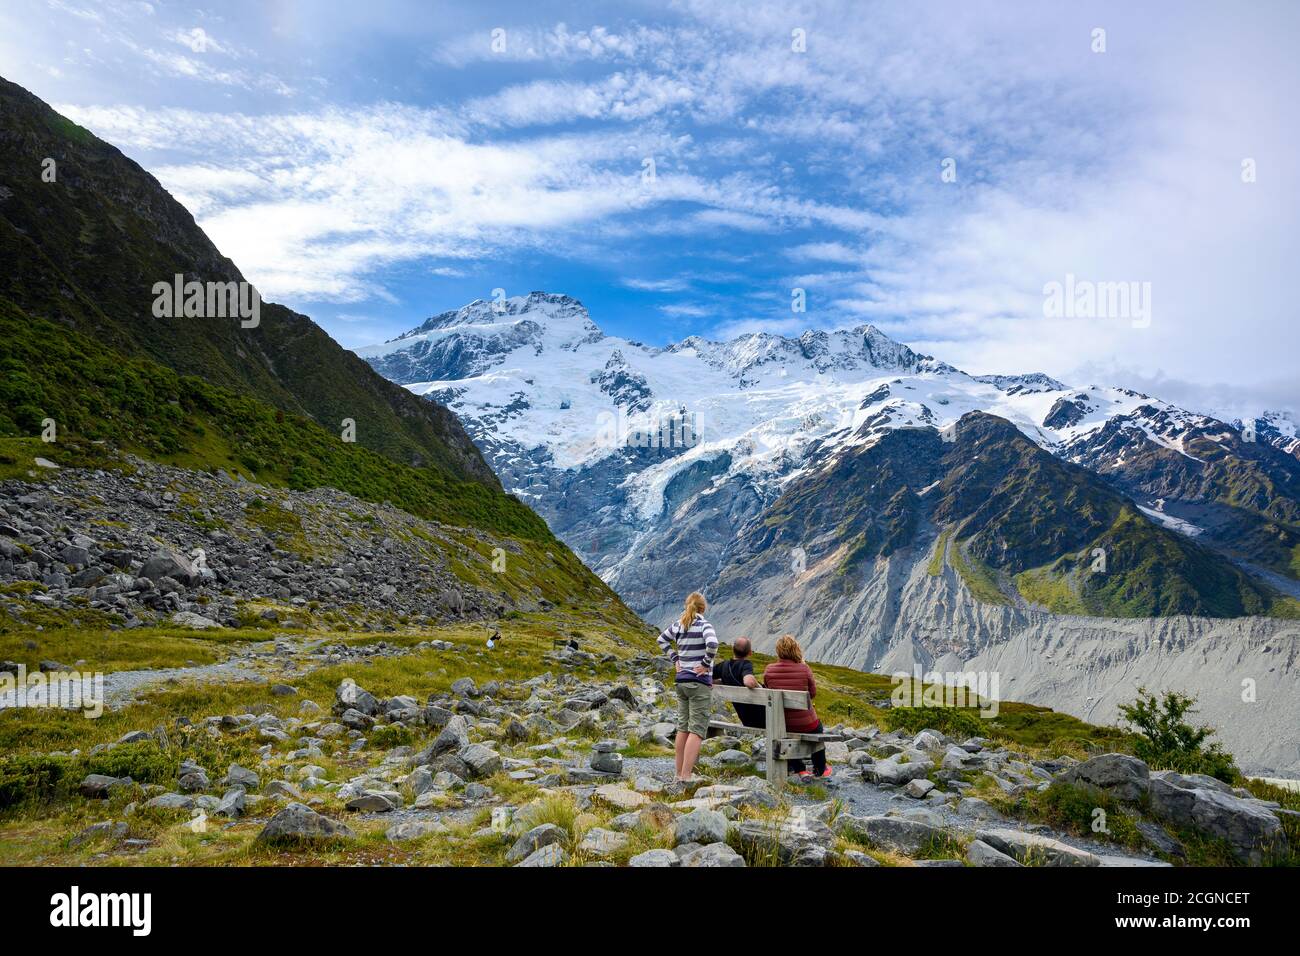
[834,814,946,856]
[257,803,354,843]
[735,818,836,866]
[1148,778,1286,865]
[1057,753,1149,802]
[223,764,260,790]
[79,774,131,799]
[976,828,1100,866]
[672,808,730,847]
[516,844,568,867]
[629,848,681,867]
[458,744,502,780]
[967,839,1023,867]
[506,823,566,864]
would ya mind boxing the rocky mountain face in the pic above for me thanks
[358,293,1300,775]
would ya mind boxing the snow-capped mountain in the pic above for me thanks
[357,293,1300,771]
[359,293,1212,506]
[358,293,1296,555]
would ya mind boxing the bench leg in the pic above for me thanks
[764,697,787,787]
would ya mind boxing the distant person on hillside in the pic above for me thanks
[762,634,831,779]
[713,637,765,729]
[657,591,718,782]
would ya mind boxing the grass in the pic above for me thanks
[0,627,242,674]
[926,529,951,577]
[984,779,1146,853]
[0,303,561,543]
[950,538,1011,605]
[0,616,652,758]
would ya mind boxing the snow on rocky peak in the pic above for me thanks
[354,293,1284,520]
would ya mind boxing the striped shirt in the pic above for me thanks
[658,614,718,685]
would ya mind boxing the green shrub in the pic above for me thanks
[368,724,416,749]
[81,741,179,785]
[0,753,73,811]
[1118,688,1239,783]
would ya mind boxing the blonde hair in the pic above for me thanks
[680,591,707,632]
[775,634,803,663]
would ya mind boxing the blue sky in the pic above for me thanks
[2,0,1297,412]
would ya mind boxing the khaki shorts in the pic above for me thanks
[676,682,712,739]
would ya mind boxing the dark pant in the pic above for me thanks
[787,721,826,775]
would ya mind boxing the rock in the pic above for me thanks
[594,784,650,811]
[904,778,935,799]
[1149,780,1286,865]
[257,803,354,843]
[345,792,398,813]
[516,844,568,867]
[629,848,681,867]
[170,611,221,630]
[834,814,945,856]
[178,769,211,793]
[957,797,1003,821]
[1136,821,1185,858]
[590,750,623,774]
[672,808,730,847]
[140,550,196,584]
[506,823,566,864]
[144,793,195,811]
[1057,753,1150,802]
[70,821,128,848]
[976,828,1100,867]
[215,788,246,818]
[967,839,1023,867]
[222,764,260,790]
[428,715,470,758]
[864,755,932,786]
[458,744,502,779]
[736,818,837,866]
[385,820,446,842]
[79,774,131,799]
[578,827,628,857]
[450,677,479,698]
[680,842,746,867]
[714,749,750,766]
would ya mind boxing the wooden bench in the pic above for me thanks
[705,684,843,785]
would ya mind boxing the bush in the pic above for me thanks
[0,753,73,811]
[368,724,416,749]
[1118,688,1238,783]
[81,742,179,785]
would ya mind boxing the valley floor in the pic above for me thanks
[1,616,1294,867]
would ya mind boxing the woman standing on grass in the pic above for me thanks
[762,634,832,779]
[657,591,718,782]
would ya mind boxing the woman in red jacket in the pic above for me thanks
[761,634,831,778]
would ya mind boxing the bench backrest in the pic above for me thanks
[711,684,809,710]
